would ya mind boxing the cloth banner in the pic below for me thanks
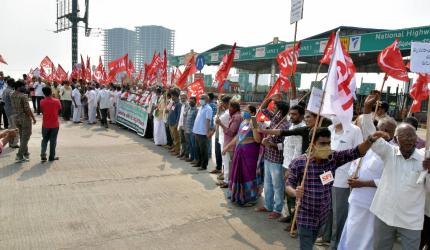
[116,100,149,136]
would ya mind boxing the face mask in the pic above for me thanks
[313,145,332,160]
[199,99,206,106]
[243,111,251,120]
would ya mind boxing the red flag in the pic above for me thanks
[86,56,92,81]
[40,56,55,81]
[176,55,197,90]
[214,43,236,92]
[378,38,409,82]
[0,54,8,65]
[135,69,143,82]
[80,55,86,80]
[108,53,129,78]
[256,78,284,121]
[55,64,68,82]
[321,31,357,129]
[160,49,168,87]
[410,73,430,112]
[187,78,205,103]
[70,65,80,81]
[147,53,162,85]
[127,59,135,78]
[276,42,300,76]
[320,32,335,65]
[93,56,104,84]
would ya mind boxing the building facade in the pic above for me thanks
[103,26,175,72]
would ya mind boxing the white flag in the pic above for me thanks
[321,31,356,128]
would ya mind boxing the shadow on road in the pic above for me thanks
[17,162,54,181]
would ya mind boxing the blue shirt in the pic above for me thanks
[185,106,198,133]
[192,104,213,135]
[168,100,181,126]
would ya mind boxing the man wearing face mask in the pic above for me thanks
[184,96,198,162]
[317,115,362,248]
[0,71,8,129]
[286,127,385,250]
[10,80,36,162]
[338,113,396,249]
[360,92,430,250]
[168,89,182,156]
[72,84,82,123]
[177,92,189,159]
[192,94,213,171]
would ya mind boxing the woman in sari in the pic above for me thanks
[222,105,261,207]
[153,87,167,146]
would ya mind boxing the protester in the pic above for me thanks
[287,127,383,250]
[216,100,242,188]
[60,81,73,121]
[33,77,45,115]
[164,91,173,149]
[29,77,37,113]
[86,85,97,124]
[320,116,363,248]
[144,88,156,139]
[167,89,181,155]
[51,82,61,99]
[153,87,167,146]
[338,116,396,250]
[422,194,430,249]
[222,104,262,205]
[2,78,19,148]
[207,93,218,160]
[177,92,189,159]
[255,96,290,219]
[361,93,430,250]
[71,84,82,123]
[98,85,111,129]
[192,94,213,171]
[213,95,232,180]
[40,86,61,162]
[10,80,36,162]
[279,105,306,223]
[0,71,8,129]
[373,101,389,122]
[184,96,198,162]
[404,116,426,149]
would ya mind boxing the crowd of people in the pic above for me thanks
[0,70,429,250]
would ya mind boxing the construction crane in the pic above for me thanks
[55,0,91,66]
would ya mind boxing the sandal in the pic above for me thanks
[268,212,282,219]
[255,207,270,213]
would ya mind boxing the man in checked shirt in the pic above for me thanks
[286,127,387,250]
[255,94,290,219]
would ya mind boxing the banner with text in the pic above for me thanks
[117,100,148,137]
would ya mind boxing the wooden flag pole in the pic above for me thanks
[297,65,326,104]
[373,73,388,120]
[289,32,341,236]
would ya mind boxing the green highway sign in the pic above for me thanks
[358,83,376,95]
[310,81,323,90]
[170,26,430,66]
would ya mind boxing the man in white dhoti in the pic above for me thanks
[86,86,97,124]
[338,116,396,250]
[153,87,167,146]
[71,85,82,123]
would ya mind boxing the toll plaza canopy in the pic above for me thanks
[169,25,430,74]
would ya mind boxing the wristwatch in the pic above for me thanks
[367,135,377,143]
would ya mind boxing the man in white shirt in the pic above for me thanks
[361,92,430,250]
[339,116,396,250]
[177,92,189,159]
[281,105,305,223]
[33,77,45,115]
[85,86,97,124]
[71,85,82,123]
[97,85,111,129]
[323,116,363,249]
[422,193,430,249]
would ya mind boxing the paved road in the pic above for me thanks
[0,118,301,250]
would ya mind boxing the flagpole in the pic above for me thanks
[298,69,327,104]
[289,31,340,237]
[289,22,299,101]
[373,73,388,120]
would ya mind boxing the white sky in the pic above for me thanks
[0,0,429,91]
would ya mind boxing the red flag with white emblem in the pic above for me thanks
[256,77,285,122]
[160,49,168,87]
[40,56,55,82]
[55,64,68,82]
[214,43,236,93]
[276,42,300,76]
[378,38,409,82]
[108,53,129,78]
[321,31,356,128]
[176,55,197,90]
[187,78,205,103]
[410,73,430,112]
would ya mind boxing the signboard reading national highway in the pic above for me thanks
[170,26,430,66]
